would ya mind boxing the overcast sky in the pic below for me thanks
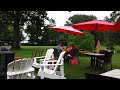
[47,11,113,26]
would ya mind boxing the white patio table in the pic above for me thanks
[100,69,120,79]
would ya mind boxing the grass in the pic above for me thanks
[11,46,120,79]
[12,46,56,58]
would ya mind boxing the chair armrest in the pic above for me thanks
[34,63,63,68]
[40,64,63,67]
[39,58,54,61]
[32,63,40,68]
[33,56,45,59]
[39,56,45,58]
[33,56,45,63]
[43,60,58,63]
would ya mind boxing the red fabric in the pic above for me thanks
[69,46,76,56]
[114,20,120,30]
[97,40,100,48]
[114,20,120,26]
[69,60,78,64]
[72,20,115,32]
[50,26,86,36]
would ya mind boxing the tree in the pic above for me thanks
[0,11,49,48]
[103,12,120,46]
[44,18,67,46]
[68,31,94,51]
[110,11,120,22]
[65,14,97,51]
[65,14,97,26]
[0,25,14,45]
[0,11,28,48]
[25,11,49,46]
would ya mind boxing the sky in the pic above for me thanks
[47,11,113,26]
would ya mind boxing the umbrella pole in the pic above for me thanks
[95,31,97,48]
[94,24,98,52]
[93,31,97,53]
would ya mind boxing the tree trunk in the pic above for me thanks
[12,11,20,49]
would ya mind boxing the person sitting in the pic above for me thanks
[56,42,66,56]
[67,43,77,56]
[106,45,114,52]
[64,43,77,63]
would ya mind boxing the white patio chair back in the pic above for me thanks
[19,58,28,71]
[7,58,35,79]
[53,51,65,72]
[37,51,66,79]
[25,58,34,69]
[44,48,54,62]
[20,58,34,70]
[32,48,54,68]
[7,59,22,72]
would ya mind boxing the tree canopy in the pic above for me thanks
[65,14,97,51]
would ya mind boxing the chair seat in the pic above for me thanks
[37,67,55,76]
[97,59,104,63]
[97,59,111,64]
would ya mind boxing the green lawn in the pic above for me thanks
[11,46,120,79]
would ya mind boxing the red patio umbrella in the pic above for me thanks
[50,26,86,36]
[72,20,115,32]
[72,20,115,48]
[114,20,120,30]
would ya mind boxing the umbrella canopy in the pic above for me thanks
[114,20,120,30]
[72,20,115,32]
[50,26,86,36]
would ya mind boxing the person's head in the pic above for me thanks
[71,43,75,46]
[59,42,64,46]
[68,43,75,48]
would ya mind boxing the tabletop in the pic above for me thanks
[100,69,120,79]
[84,53,105,56]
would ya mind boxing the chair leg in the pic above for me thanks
[31,71,35,79]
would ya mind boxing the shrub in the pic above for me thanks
[68,31,95,51]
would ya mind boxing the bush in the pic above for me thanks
[68,31,95,51]
[113,45,120,52]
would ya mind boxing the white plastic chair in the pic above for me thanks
[7,58,35,79]
[37,51,66,79]
[32,48,54,68]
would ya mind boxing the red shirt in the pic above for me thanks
[69,46,76,56]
